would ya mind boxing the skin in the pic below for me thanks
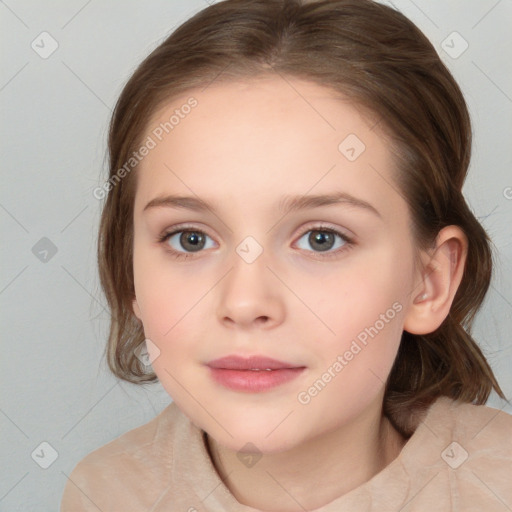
[131,75,468,511]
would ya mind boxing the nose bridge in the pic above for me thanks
[217,234,284,327]
[227,234,271,298]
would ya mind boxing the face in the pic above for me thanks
[131,76,419,454]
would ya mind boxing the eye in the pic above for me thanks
[294,225,353,257]
[158,227,215,259]
[157,224,354,261]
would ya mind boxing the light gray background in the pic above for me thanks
[1,1,511,510]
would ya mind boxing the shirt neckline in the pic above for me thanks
[172,397,450,511]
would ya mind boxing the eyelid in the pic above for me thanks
[157,222,215,240]
[158,221,354,241]
[157,221,355,258]
[293,221,354,242]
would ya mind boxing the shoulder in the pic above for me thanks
[398,396,512,510]
[408,397,512,511]
[71,400,183,469]
[60,401,186,511]
[427,396,512,447]
[400,396,512,469]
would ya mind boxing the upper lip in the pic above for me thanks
[206,355,304,370]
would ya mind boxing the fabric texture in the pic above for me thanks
[60,396,512,511]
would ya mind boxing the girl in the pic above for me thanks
[61,0,512,510]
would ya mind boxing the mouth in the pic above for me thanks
[206,354,303,370]
[205,354,306,392]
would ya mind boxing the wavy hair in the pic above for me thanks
[97,0,505,436]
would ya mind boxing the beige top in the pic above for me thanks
[60,396,512,511]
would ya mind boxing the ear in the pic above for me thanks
[132,297,142,321]
[403,225,468,335]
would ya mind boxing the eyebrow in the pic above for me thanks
[143,192,382,218]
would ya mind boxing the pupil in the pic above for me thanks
[181,231,204,252]
[310,231,333,252]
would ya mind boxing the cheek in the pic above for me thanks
[133,240,194,330]
[315,250,407,338]
[136,278,203,404]
[132,247,200,367]
[136,285,199,364]
[307,249,407,387]
[300,295,405,428]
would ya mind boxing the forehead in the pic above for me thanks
[134,76,406,221]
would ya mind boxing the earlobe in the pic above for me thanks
[403,226,468,335]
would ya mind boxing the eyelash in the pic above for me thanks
[156,223,354,261]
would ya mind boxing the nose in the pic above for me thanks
[216,247,285,330]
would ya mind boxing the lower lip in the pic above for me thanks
[208,367,306,392]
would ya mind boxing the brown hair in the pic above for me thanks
[97,0,506,436]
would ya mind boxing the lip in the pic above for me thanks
[206,355,306,393]
[206,355,302,370]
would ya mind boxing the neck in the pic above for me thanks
[205,399,407,511]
